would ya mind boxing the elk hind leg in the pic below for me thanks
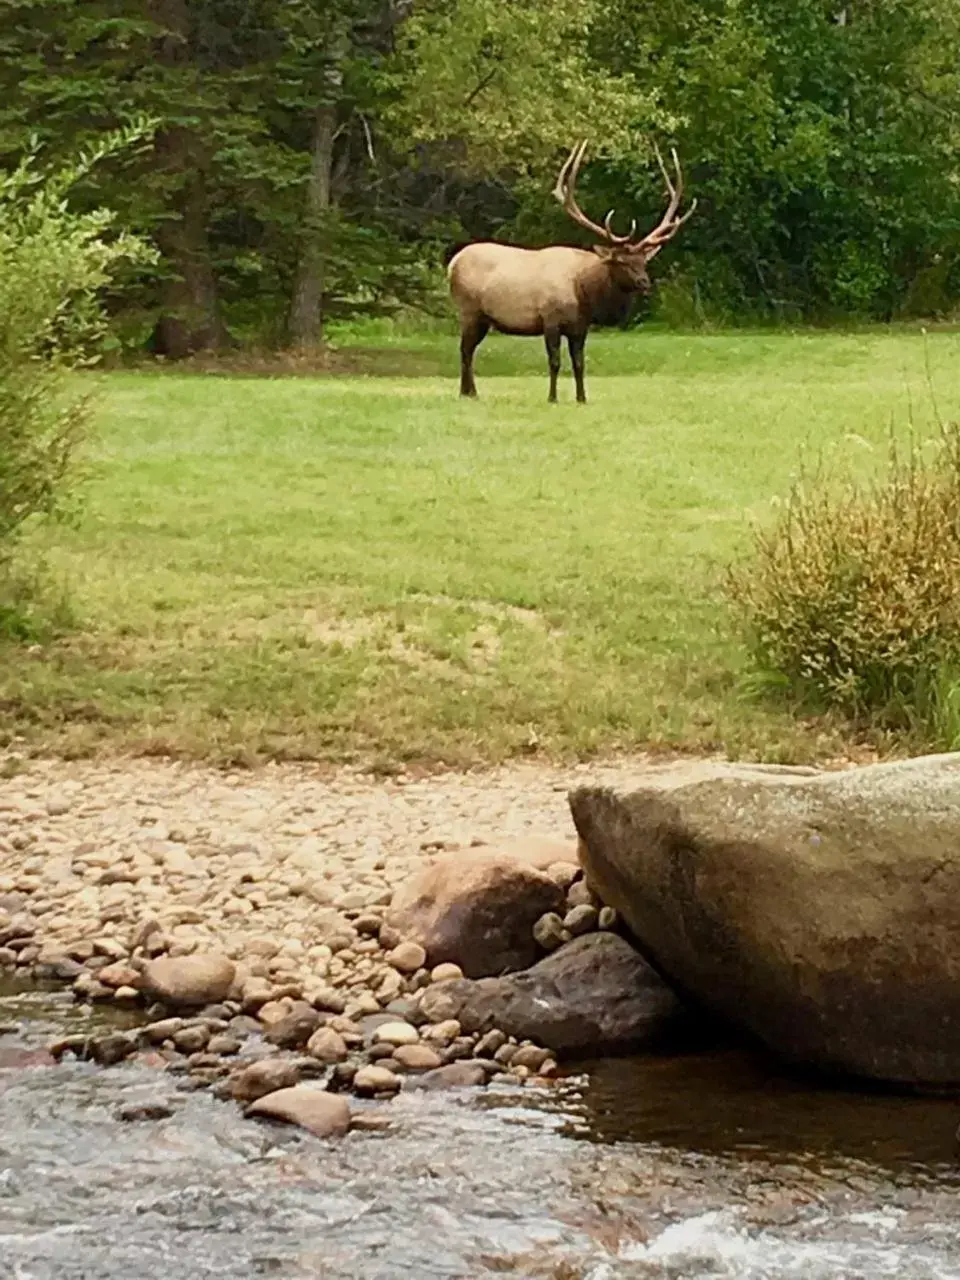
[545,328,562,404]
[567,332,587,404]
[459,316,490,398]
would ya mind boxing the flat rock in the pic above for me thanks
[228,1058,303,1103]
[571,754,960,1086]
[439,932,691,1057]
[246,1086,351,1139]
[140,954,235,1008]
[409,1062,487,1090]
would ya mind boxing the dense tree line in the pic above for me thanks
[1,0,958,351]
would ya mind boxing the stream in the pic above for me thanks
[3,978,960,1279]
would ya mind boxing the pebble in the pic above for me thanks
[306,1027,348,1064]
[430,962,463,983]
[386,941,426,974]
[353,1064,401,1096]
[563,903,598,936]
[246,1086,351,1139]
[598,906,618,930]
[391,1043,442,1071]
[532,912,568,951]
[372,1020,419,1048]
[115,1101,176,1122]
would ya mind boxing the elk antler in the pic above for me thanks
[636,143,698,259]
[553,140,636,245]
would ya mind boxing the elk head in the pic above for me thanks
[553,139,697,294]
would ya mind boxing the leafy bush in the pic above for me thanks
[0,126,153,626]
[728,422,960,746]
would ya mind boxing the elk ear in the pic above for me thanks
[592,244,614,261]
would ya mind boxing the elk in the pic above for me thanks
[447,141,696,403]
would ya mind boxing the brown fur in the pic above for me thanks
[448,241,651,404]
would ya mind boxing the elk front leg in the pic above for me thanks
[567,332,587,404]
[459,316,490,398]
[545,328,562,403]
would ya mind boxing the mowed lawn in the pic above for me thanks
[5,326,960,766]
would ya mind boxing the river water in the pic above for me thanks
[3,979,960,1280]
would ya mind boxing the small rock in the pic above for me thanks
[173,1025,210,1054]
[87,1032,137,1066]
[264,1003,321,1050]
[115,1101,175,1122]
[141,1017,183,1044]
[411,1062,486,1090]
[544,861,580,890]
[421,1019,462,1046]
[228,1059,303,1103]
[430,963,464,983]
[475,1029,507,1058]
[391,1043,442,1072]
[353,1064,401,1096]
[386,941,426,974]
[306,1027,348,1065]
[97,962,142,990]
[141,953,235,1007]
[512,1044,552,1071]
[45,794,72,817]
[418,986,460,1024]
[532,912,567,951]
[309,986,346,1015]
[206,1034,243,1056]
[563,904,598,936]
[566,880,597,910]
[372,1021,419,1048]
[598,906,618,930]
[246,1086,351,1139]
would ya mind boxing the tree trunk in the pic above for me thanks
[147,0,226,358]
[289,102,338,348]
[152,134,228,359]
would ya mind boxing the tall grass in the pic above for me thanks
[728,420,960,747]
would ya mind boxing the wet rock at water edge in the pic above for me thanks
[228,1058,304,1103]
[439,932,693,1056]
[115,1100,176,1122]
[408,1061,487,1090]
[353,1064,401,1096]
[571,754,960,1086]
[246,1086,352,1139]
[390,1043,443,1072]
[140,953,236,1008]
[87,1031,138,1067]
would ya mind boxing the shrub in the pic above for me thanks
[727,422,960,746]
[0,125,154,621]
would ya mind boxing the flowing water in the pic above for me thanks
[3,978,960,1280]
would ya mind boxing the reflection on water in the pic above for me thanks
[2,982,960,1279]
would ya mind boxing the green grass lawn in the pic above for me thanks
[4,325,960,766]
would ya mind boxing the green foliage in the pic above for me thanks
[0,125,154,614]
[728,420,960,746]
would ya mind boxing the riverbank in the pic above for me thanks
[1,752,730,1114]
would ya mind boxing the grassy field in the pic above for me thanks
[4,324,960,768]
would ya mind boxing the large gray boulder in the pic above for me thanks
[435,932,692,1056]
[569,753,960,1087]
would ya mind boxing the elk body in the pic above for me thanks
[447,142,696,403]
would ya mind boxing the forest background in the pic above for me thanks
[3,0,959,356]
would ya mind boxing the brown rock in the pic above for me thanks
[140,954,235,1008]
[385,852,565,979]
[430,963,464,983]
[391,1043,442,1071]
[386,941,426,974]
[263,1002,321,1050]
[353,1064,401,1095]
[246,1086,351,1139]
[410,1062,487,1090]
[306,1026,349,1064]
[96,962,142,990]
[228,1058,303,1103]
[570,755,960,1086]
